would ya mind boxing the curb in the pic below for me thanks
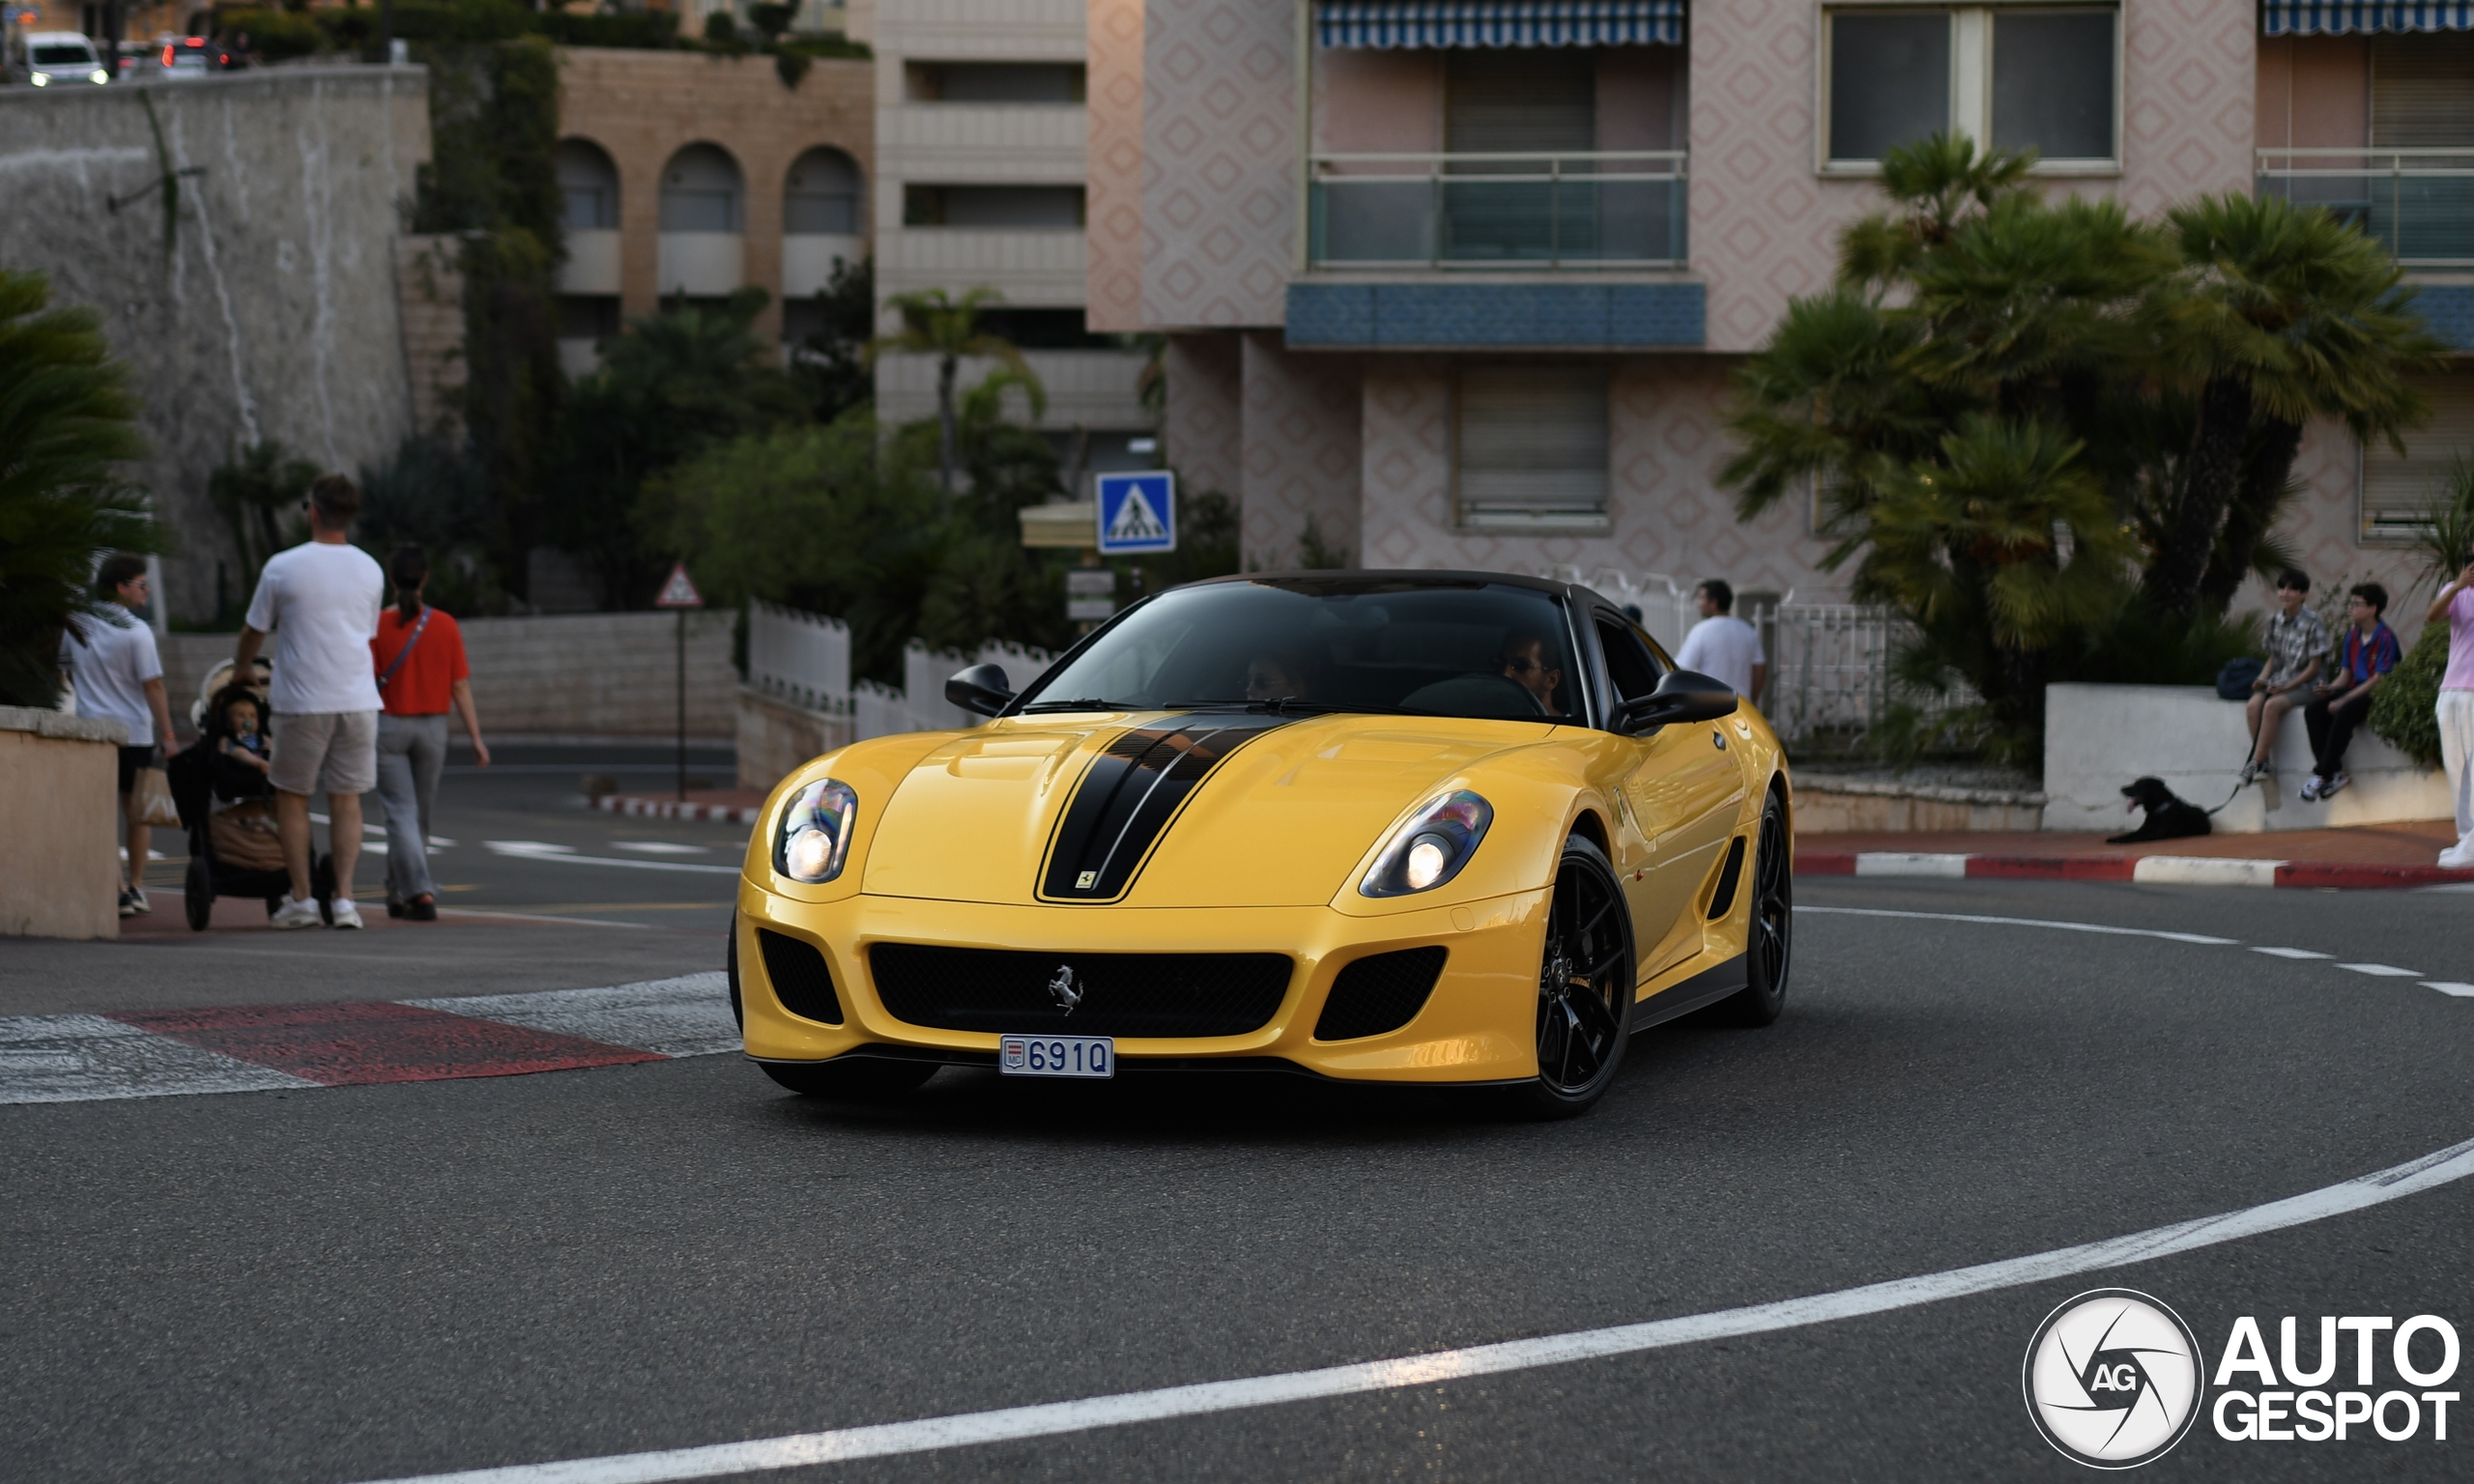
[1798,851,2474,890]
[590,794,761,825]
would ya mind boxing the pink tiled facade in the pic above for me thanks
[1095,0,2465,615]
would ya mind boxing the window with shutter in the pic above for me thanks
[1454,365,1611,530]
[2369,34,2474,259]
[2361,372,2474,542]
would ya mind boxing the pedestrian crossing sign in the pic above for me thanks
[1095,471,1176,555]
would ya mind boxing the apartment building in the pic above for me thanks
[1090,0,2474,617]
[553,46,873,376]
[871,0,1153,476]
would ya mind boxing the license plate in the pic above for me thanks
[999,1034,1114,1079]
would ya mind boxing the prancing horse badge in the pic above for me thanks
[1047,963,1084,1013]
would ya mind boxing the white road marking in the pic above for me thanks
[405,975,736,1058]
[2131,856,2282,887]
[0,1015,315,1105]
[2252,947,2332,959]
[484,842,739,876]
[1852,852,1969,878]
[433,908,655,930]
[356,1129,2474,1484]
[611,842,712,855]
[2424,983,2474,997]
[1797,905,2237,945]
[2337,962,2422,977]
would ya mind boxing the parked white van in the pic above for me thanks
[26,32,109,86]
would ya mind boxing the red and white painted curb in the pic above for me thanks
[590,794,762,824]
[0,974,734,1105]
[1799,851,2474,890]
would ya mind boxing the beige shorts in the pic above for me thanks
[270,710,379,796]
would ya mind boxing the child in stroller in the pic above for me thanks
[171,683,332,929]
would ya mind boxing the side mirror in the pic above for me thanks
[945,663,1014,718]
[1617,670,1739,734]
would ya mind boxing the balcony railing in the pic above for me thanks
[1309,151,1687,269]
[2256,148,2474,267]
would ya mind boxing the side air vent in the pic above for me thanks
[1313,946,1448,1042]
[758,929,844,1025]
[1706,836,1748,920]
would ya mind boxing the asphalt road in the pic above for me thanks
[6,764,2474,1481]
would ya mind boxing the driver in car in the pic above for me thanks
[1500,634,1565,716]
[1245,650,1309,702]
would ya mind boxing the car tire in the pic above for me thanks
[1710,787,1792,1027]
[761,1057,937,1100]
[1510,834,1634,1119]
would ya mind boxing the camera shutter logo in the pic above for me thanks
[2024,1289,2203,1469]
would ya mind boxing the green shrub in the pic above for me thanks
[2370,619,2449,769]
[220,8,327,57]
[533,10,678,46]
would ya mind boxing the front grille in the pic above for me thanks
[759,929,844,1025]
[868,944,1291,1038]
[1313,946,1448,1042]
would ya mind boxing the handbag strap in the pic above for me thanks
[377,606,431,692]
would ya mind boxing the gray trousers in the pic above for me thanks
[373,712,448,901]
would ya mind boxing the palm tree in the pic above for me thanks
[2145,192,2444,621]
[864,287,1038,495]
[0,271,158,707]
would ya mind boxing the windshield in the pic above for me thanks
[33,44,95,63]
[1018,577,1582,723]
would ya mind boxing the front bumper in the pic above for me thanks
[735,882,1551,1084]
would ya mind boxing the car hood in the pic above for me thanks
[858,710,1552,907]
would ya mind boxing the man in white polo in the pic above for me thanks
[232,474,385,929]
[1674,578,1767,701]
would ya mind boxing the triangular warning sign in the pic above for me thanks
[1107,487,1167,544]
[653,562,704,609]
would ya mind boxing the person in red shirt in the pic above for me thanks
[368,545,490,920]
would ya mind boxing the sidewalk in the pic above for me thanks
[1799,819,2472,889]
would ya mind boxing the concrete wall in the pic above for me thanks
[2043,682,2448,834]
[0,709,127,941]
[158,611,737,739]
[1138,0,1297,329]
[0,68,433,626]
[1085,0,1147,331]
[737,687,850,792]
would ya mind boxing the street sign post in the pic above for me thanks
[653,563,704,801]
[1065,568,1116,622]
[1095,471,1176,556]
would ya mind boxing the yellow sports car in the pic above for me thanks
[730,571,1793,1116]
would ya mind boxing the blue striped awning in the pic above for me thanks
[2262,0,2471,32]
[1316,0,1683,47]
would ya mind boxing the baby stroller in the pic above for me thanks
[168,707,333,932]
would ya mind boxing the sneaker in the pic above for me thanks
[330,897,365,930]
[2298,776,2323,804]
[2320,771,2349,800]
[2237,760,2261,785]
[2442,840,2474,870]
[117,888,139,918]
[268,895,324,929]
[387,899,407,920]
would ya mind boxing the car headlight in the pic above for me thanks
[90,69,108,82]
[774,778,858,884]
[1360,789,1492,899]
[31,72,48,85]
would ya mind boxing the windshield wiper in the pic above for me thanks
[1169,699,1420,717]
[1017,698,1136,713]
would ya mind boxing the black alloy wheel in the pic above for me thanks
[762,1056,938,1100]
[1713,788,1792,1027]
[1515,835,1634,1118]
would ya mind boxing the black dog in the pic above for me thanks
[2109,777,2211,843]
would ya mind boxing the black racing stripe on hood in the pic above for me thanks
[1038,713,1294,901]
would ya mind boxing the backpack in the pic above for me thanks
[2215,657,2262,700]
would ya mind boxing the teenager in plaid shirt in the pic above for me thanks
[2300,582,2400,802]
[2241,570,2327,788]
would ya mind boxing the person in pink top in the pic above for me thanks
[2428,559,2474,868]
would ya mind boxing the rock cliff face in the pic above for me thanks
[0,68,431,623]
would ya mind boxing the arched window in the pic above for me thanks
[784,147,863,235]
[659,143,745,233]
[555,139,620,231]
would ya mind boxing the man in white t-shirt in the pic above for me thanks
[1673,578,1768,701]
[232,474,386,929]
[59,553,180,918]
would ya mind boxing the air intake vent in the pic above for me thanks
[758,929,844,1025]
[1706,836,1748,920]
[1313,946,1448,1042]
[869,945,1290,1038]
